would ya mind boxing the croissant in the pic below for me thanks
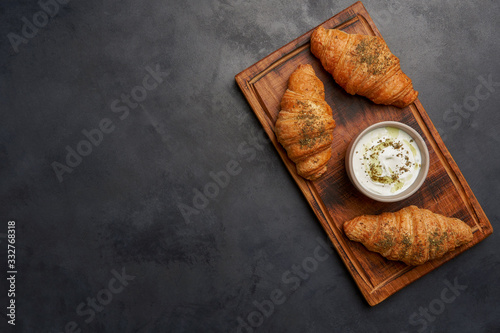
[343,205,473,265]
[310,26,418,108]
[275,64,336,180]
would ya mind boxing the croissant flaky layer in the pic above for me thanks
[343,206,473,265]
[310,26,418,108]
[275,64,336,180]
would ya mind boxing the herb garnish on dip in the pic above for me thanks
[352,126,422,196]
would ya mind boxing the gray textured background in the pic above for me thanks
[1,0,499,332]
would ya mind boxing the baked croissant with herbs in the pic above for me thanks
[275,64,336,180]
[310,26,418,108]
[343,205,473,265]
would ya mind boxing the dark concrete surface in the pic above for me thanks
[1,1,499,332]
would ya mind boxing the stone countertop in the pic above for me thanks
[1,1,499,332]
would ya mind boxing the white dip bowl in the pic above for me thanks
[345,121,430,202]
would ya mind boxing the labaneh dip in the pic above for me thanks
[352,126,422,196]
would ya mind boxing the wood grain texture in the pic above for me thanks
[235,1,493,306]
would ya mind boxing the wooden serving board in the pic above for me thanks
[235,1,493,306]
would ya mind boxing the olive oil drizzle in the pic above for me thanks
[361,136,419,191]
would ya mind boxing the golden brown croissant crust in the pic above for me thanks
[343,205,473,265]
[310,26,418,108]
[275,64,336,180]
